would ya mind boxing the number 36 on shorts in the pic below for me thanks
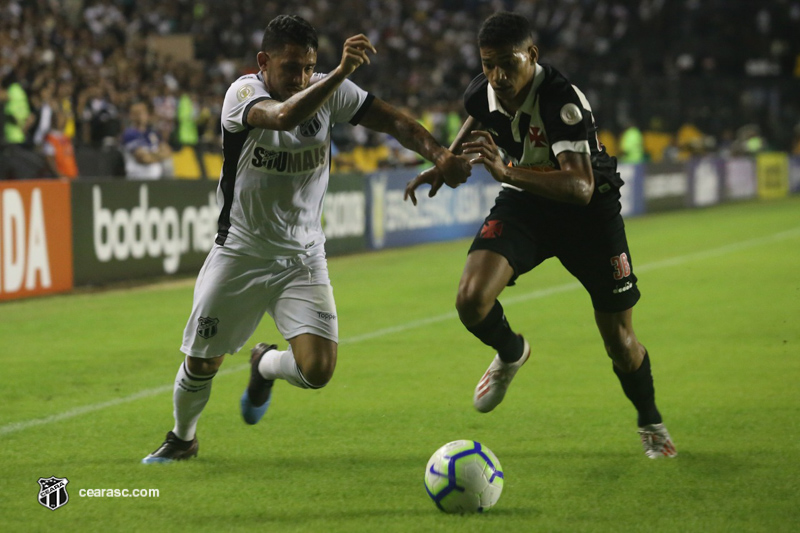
[610,253,631,280]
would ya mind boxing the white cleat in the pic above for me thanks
[638,423,678,459]
[473,337,530,413]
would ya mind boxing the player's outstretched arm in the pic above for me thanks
[447,115,480,157]
[358,98,472,189]
[248,34,377,131]
[463,131,594,205]
[403,115,481,205]
[404,167,444,206]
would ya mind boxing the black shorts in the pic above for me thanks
[468,188,640,313]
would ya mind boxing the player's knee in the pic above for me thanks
[297,352,336,388]
[300,361,334,388]
[186,354,224,376]
[456,279,492,322]
[603,336,629,359]
[603,335,641,372]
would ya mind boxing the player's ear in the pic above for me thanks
[529,45,539,65]
[257,51,269,71]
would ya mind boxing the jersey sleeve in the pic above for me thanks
[539,82,591,157]
[221,75,271,133]
[324,75,371,125]
[463,74,489,123]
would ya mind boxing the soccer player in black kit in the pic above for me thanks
[405,11,676,459]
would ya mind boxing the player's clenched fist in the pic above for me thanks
[338,34,377,76]
[436,152,472,188]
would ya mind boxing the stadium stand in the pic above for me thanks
[1,0,798,179]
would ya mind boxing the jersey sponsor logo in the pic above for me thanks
[317,311,337,321]
[560,103,583,125]
[38,476,70,511]
[236,84,255,102]
[298,115,322,137]
[527,126,548,147]
[250,145,327,174]
[197,316,219,339]
[480,220,503,239]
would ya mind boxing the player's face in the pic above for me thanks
[261,43,317,101]
[480,42,538,106]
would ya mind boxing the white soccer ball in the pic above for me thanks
[423,440,504,513]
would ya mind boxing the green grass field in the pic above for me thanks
[2,197,799,532]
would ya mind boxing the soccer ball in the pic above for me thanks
[423,440,504,513]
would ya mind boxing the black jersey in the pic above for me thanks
[463,63,622,203]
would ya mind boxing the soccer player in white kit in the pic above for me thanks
[142,15,472,463]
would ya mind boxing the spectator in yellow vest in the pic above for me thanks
[177,92,199,147]
[619,119,645,163]
[1,71,45,180]
[2,72,31,145]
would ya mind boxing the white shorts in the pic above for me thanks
[181,245,338,358]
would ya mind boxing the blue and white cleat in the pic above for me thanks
[240,343,277,425]
[141,431,198,464]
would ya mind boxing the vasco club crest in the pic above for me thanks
[38,476,69,511]
[197,316,219,339]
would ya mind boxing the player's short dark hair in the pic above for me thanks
[478,12,532,49]
[261,15,319,53]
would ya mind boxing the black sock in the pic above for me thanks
[466,300,524,363]
[613,351,662,427]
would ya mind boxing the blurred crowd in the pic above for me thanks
[1,0,800,179]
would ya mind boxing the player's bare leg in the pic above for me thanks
[595,309,676,458]
[457,250,513,326]
[289,333,338,387]
[142,354,225,464]
[241,333,337,425]
[187,354,226,376]
[457,250,529,412]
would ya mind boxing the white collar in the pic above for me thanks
[486,63,545,142]
[487,83,511,117]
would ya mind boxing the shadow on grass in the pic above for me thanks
[186,504,542,526]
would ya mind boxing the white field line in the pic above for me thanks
[2,227,798,437]
[0,363,248,437]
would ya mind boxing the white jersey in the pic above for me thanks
[215,72,372,258]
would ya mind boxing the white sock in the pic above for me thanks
[171,359,215,441]
[257,345,315,389]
